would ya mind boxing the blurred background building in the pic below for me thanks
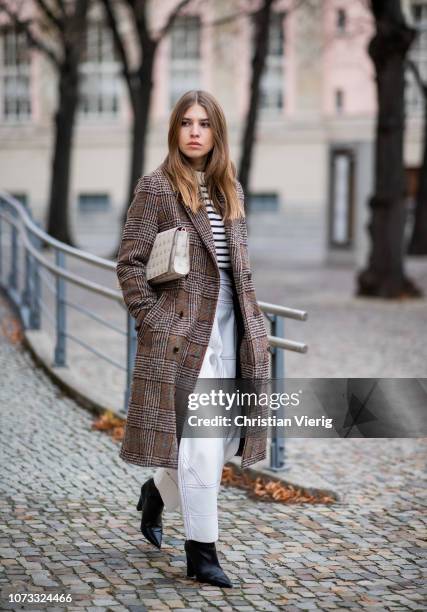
[0,0,425,264]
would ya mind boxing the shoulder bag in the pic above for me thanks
[146,226,190,285]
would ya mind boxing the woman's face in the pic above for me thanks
[178,103,214,170]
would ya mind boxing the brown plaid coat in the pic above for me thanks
[116,165,271,469]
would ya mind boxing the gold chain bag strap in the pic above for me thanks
[146,226,190,285]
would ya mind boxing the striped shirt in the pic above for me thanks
[195,170,231,269]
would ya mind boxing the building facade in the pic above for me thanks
[0,0,424,264]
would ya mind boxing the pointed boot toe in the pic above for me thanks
[185,540,233,588]
[137,477,164,549]
[141,525,162,549]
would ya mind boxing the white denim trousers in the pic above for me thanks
[154,268,241,542]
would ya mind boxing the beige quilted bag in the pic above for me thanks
[146,226,190,285]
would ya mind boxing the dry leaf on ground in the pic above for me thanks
[221,465,335,505]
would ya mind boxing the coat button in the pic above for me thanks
[247,271,252,280]
[267,346,273,353]
[179,310,184,318]
[173,346,180,353]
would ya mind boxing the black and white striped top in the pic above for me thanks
[195,170,231,269]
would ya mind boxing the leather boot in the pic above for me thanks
[136,477,164,549]
[184,540,233,588]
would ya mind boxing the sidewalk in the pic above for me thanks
[0,293,426,610]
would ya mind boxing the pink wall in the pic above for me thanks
[322,0,376,116]
[151,0,377,120]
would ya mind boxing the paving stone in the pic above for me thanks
[0,285,426,611]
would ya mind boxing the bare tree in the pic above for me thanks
[100,0,191,243]
[238,0,276,199]
[406,58,427,255]
[357,0,422,298]
[238,0,310,205]
[0,0,90,246]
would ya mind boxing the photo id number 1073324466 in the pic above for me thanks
[8,593,73,604]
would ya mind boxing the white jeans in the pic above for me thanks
[154,268,241,542]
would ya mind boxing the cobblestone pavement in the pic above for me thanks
[1,294,426,611]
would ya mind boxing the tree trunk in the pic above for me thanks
[121,46,155,228]
[101,0,190,260]
[407,97,427,254]
[238,0,275,204]
[45,0,89,247]
[109,47,155,259]
[357,0,422,298]
[46,61,79,246]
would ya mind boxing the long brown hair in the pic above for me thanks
[161,90,245,221]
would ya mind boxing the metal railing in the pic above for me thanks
[0,192,307,471]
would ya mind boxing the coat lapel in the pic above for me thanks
[218,190,242,278]
[223,213,242,278]
[178,189,242,278]
[180,196,219,273]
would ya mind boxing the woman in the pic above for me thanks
[116,90,271,588]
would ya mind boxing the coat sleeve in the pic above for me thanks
[116,174,159,325]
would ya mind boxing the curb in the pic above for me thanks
[227,457,339,501]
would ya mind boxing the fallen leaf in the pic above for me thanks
[221,464,335,505]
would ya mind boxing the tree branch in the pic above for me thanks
[54,0,67,19]
[34,0,63,32]
[155,0,192,41]
[125,0,151,49]
[0,1,61,68]
[201,0,308,31]
[406,58,427,100]
[123,0,192,45]
[100,0,133,92]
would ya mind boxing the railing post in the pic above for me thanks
[8,210,18,300]
[28,222,42,330]
[0,206,3,283]
[269,314,287,471]
[125,313,137,413]
[54,249,66,366]
[21,207,34,328]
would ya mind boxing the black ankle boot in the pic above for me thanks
[184,540,233,588]
[136,478,164,549]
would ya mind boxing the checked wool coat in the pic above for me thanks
[116,165,271,470]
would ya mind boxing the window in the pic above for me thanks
[328,149,354,248]
[335,88,344,113]
[257,12,285,113]
[78,193,110,213]
[169,16,201,109]
[336,8,346,34]
[1,26,31,122]
[248,193,279,212]
[406,3,427,116]
[78,21,121,118]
